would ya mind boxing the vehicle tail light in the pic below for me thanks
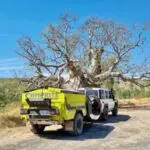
[50,108,59,115]
[20,103,28,114]
[20,108,29,114]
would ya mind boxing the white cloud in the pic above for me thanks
[0,58,27,77]
[0,66,24,71]
[0,57,25,71]
[0,61,24,67]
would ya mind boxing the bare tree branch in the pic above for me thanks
[17,13,150,90]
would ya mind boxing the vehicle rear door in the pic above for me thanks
[106,90,115,111]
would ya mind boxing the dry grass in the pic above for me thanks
[0,102,25,129]
[119,97,150,106]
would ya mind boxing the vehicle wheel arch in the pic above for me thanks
[75,109,84,117]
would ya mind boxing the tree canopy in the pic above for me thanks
[17,13,150,90]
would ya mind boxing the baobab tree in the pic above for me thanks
[17,13,150,90]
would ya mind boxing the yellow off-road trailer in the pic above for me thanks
[21,87,87,135]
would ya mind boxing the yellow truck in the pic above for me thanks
[20,87,87,135]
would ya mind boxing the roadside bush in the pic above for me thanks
[0,79,24,110]
[0,78,149,108]
[115,87,150,99]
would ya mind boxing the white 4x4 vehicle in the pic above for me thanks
[78,88,118,120]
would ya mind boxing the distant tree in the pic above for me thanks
[17,13,150,90]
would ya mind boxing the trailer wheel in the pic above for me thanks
[72,113,83,136]
[31,124,45,134]
[101,106,108,121]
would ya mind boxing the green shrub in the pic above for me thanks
[115,87,150,99]
[0,79,24,109]
[0,78,149,108]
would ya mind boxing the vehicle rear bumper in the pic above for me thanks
[29,118,63,125]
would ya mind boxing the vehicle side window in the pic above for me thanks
[107,91,110,99]
[100,90,105,99]
[99,90,102,99]
[105,91,109,99]
[109,91,114,99]
[109,91,111,98]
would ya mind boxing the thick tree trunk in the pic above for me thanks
[89,48,104,75]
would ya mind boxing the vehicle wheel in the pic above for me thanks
[112,104,118,116]
[101,106,108,121]
[72,113,84,136]
[31,124,45,134]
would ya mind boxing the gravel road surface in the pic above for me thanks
[0,110,150,150]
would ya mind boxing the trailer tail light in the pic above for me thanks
[50,108,59,115]
[20,108,29,114]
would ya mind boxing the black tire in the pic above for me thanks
[31,124,45,134]
[86,96,101,121]
[101,106,108,121]
[112,104,118,116]
[72,113,84,136]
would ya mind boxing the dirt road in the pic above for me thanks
[0,110,150,150]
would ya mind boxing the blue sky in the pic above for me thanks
[0,0,150,77]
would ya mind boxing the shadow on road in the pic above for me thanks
[39,114,130,141]
[101,114,131,124]
[40,124,114,141]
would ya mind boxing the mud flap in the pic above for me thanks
[64,121,74,132]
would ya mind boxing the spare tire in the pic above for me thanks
[86,95,101,121]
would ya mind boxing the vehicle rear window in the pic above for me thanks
[105,91,109,99]
[86,90,98,97]
[109,91,114,99]
[78,90,85,93]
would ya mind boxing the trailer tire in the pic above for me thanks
[72,113,83,136]
[31,124,45,134]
